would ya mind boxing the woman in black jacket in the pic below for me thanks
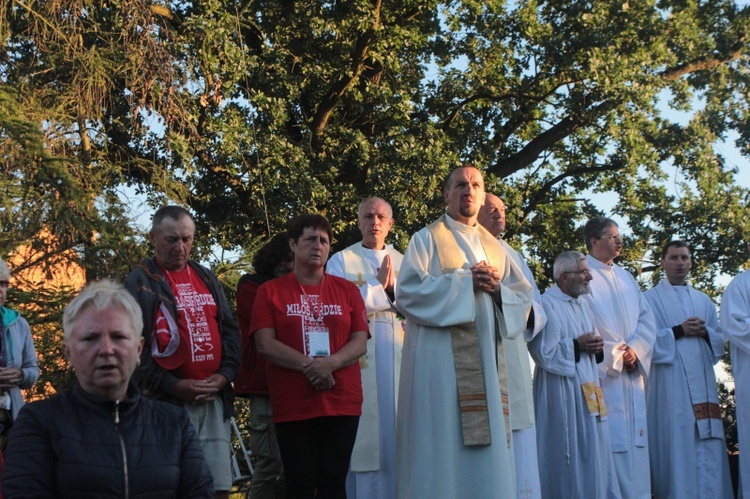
[1,279,214,498]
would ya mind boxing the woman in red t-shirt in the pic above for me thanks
[251,214,369,499]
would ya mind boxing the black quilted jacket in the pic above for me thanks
[1,382,214,498]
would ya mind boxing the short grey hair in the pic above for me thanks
[553,251,586,282]
[63,280,143,342]
[0,258,10,281]
[151,205,193,233]
[583,216,618,250]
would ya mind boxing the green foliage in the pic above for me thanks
[0,1,749,449]
[10,286,76,398]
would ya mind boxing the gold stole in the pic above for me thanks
[582,382,608,417]
[427,216,510,447]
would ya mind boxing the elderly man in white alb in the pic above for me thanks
[529,251,620,498]
[721,241,750,497]
[477,193,544,498]
[327,196,403,499]
[396,165,533,498]
[645,240,732,498]
[580,216,656,499]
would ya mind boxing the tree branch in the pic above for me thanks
[310,0,382,152]
[662,42,745,81]
[508,160,625,237]
[441,92,515,129]
[488,42,747,179]
[493,100,613,178]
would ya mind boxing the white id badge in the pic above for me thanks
[306,329,331,357]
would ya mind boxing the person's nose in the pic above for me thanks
[98,335,115,355]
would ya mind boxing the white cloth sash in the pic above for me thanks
[651,280,722,439]
[586,257,648,450]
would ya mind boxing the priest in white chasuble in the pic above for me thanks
[530,251,621,499]
[395,166,533,499]
[722,242,750,497]
[327,196,403,499]
[581,216,656,499]
[645,240,732,499]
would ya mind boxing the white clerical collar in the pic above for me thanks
[549,283,577,302]
[445,213,478,234]
[362,244,388,256]
[587,253,615,272]
[668,280,690,293]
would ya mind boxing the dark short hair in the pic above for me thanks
[151,205,192,232]
[288,214,333,243]
[583,216,618,250]
[660,240,690,260]
[252,232,292,279]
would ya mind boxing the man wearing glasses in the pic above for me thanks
[529,251,620,498]
[581,216,656,499]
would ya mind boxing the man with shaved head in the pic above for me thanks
[396,166,533,498]
[327,196,403,499]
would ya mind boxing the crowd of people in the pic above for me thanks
[0,164,749,498]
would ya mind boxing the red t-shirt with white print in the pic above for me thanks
[159,264,222,380]
[250,272,369,423]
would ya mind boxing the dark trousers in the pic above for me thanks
[275,415,359,499]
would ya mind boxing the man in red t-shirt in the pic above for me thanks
[124,206,241,499]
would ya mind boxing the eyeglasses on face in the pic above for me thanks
[564,269,591,276]
[0,280,9,288]
[596,234,622,243]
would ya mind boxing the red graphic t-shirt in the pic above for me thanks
[160,264,222,380]
[250,272,369,423]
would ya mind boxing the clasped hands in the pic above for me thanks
[174,374,228,404]
[471,260,501,295]
[303,358,336,391]
[0,367,23,391]
[681,317,707,337]
[620,345,638,372]
[0,367,22,391]
[577,333,603,355]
